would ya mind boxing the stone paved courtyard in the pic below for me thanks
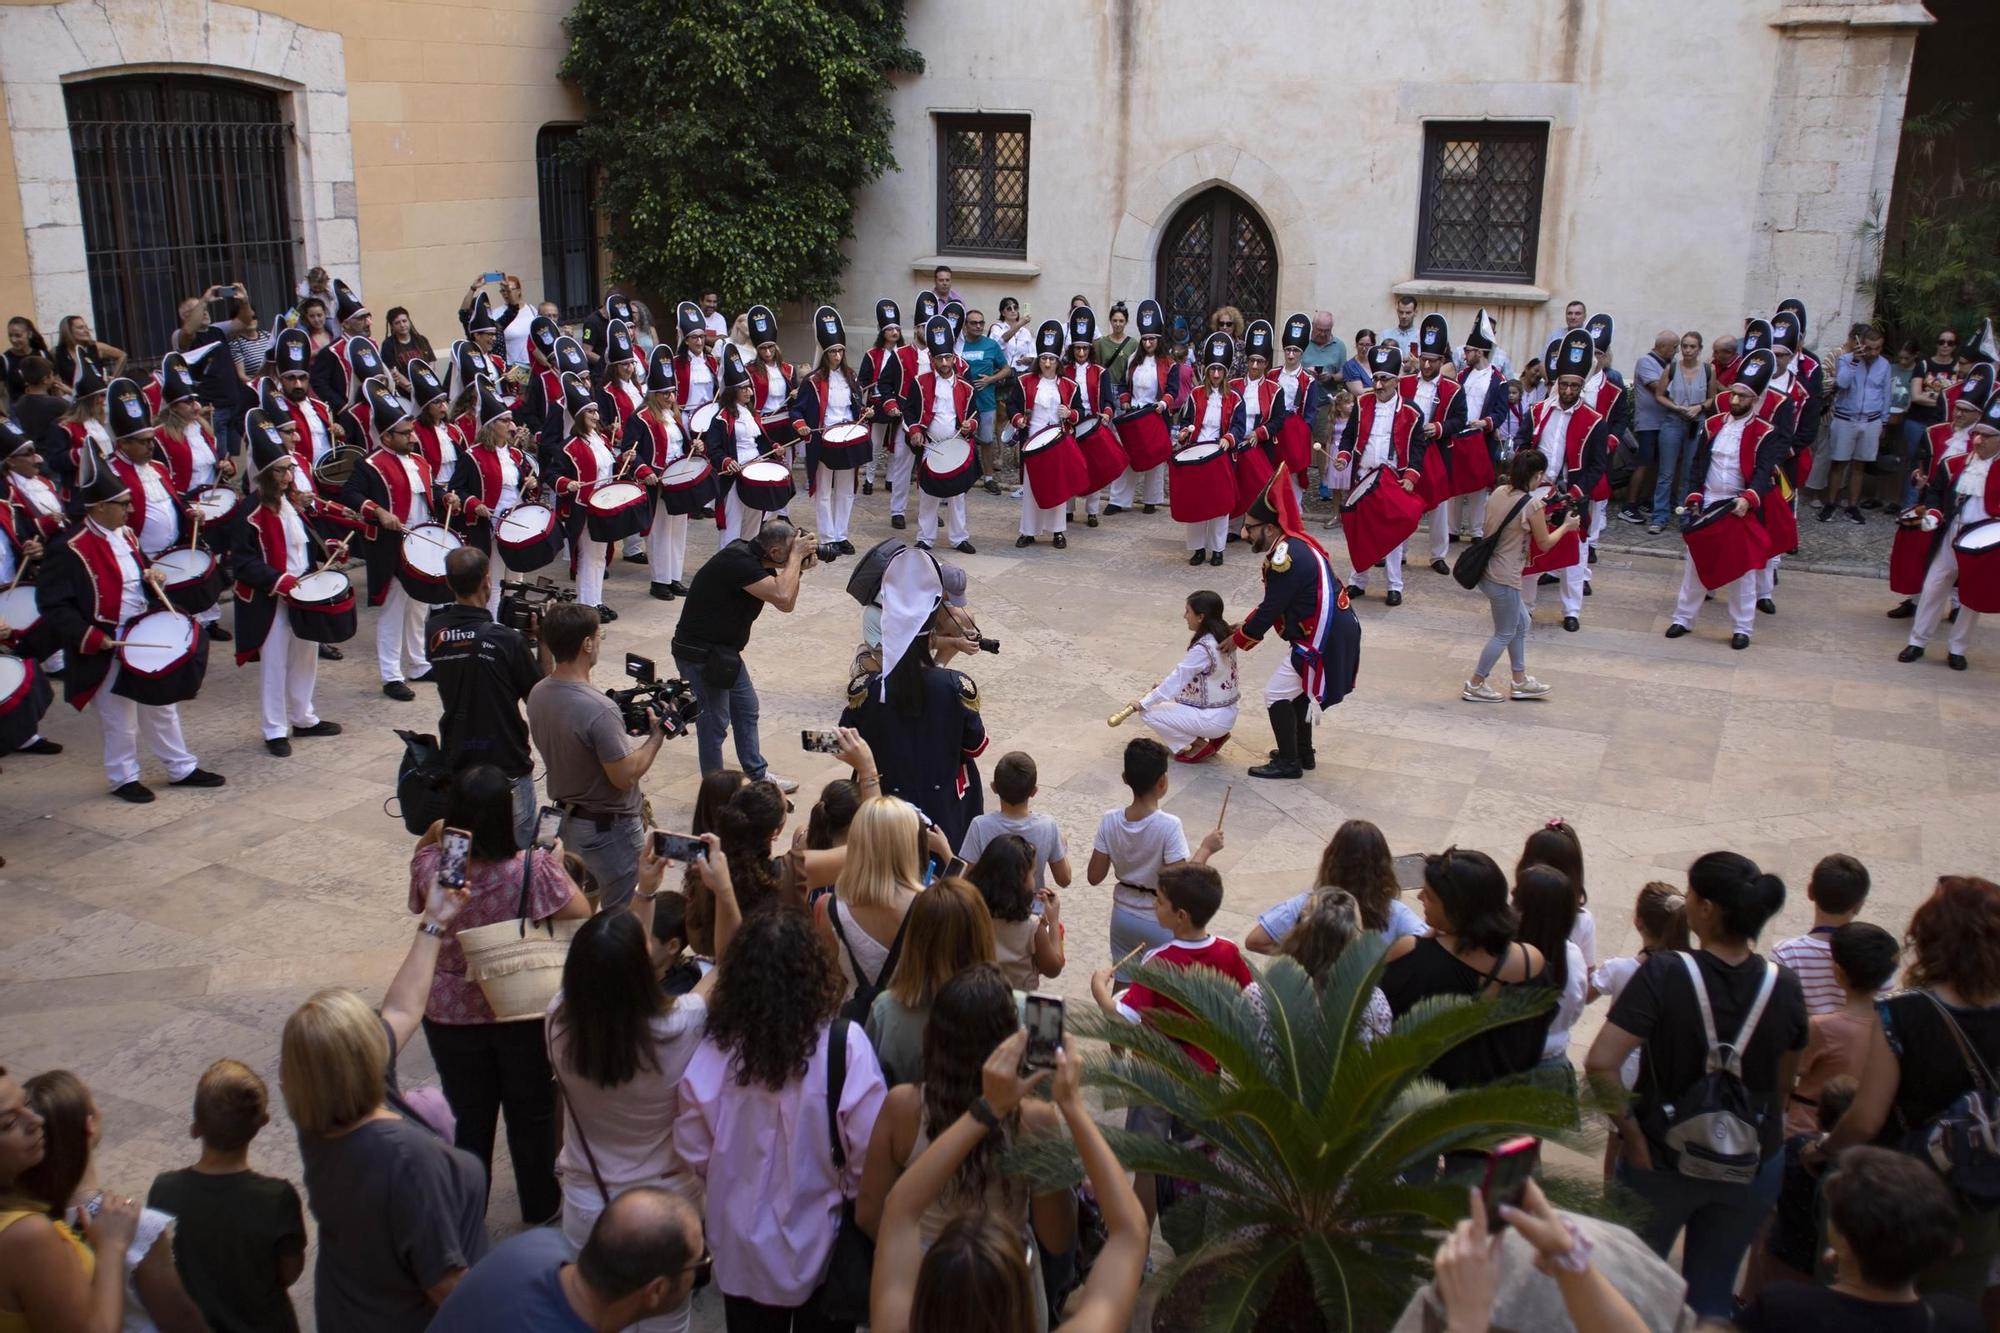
[4,484,1993,1328]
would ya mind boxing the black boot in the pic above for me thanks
[1292,694,1315,770]
[1249,702,1303,779]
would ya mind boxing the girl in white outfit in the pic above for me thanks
[1127,591,1239,763]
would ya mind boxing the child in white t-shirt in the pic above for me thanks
[1087,738,1221,979]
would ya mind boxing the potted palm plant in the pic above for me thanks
[1012,932,1589,1332]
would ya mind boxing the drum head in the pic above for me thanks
[498,504,555,539]
[1174,442,1222,464]
[760,412,793,432]
[1956,518,2000,553]
[1022,426,1066,456]
[1342,466,1382,511]
[123,611,195,671]
[0,656,25,697]
[661,458,710,485]
[591,482,646,510]
[741,461,789,484]
[1073,418,1101,440]
[402,524,462,576]
[925,438,972,471]
[291,570,350,603]
[0,586,37,626]
[153,548,213,581]
[193,488,237,520]
[688,402,722,435]
[823,423,869,446]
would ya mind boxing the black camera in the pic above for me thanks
[975,636,1000,654]
[605,653,700,738]
[497,576,575,638]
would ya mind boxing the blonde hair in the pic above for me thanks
[280,988,388,1135]
[837,796,923,910]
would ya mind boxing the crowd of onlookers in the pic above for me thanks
[4,721,1999,1332]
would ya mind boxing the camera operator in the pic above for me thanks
[670,518,809,792]
[527,601,664,907]
[427,547,550,847]
[840,546,989,847]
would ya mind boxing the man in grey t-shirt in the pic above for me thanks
[527,602,666,907]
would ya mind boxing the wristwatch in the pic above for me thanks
[417,920,447,939]
[968,1096,1002,1133]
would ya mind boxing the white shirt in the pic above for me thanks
[683,357,714,409]
[1459,366,1496,427]
[1938,427,1974,472]
[181,421,218,488]
[15,473,62,520]
[1142,633,1238,711]
[83,418,113,459]
[1582,369,1606,405]
[703,311,728,341]
[1091,808,1189,911]
[1412,374,1440,424]
[1704,413,1752,500]
[729,409,761,464]
[1242,376,1263,429]
[1196,391,1224,444]
[609,378,644,424]
[397,453,433,525]
[301,402,332,464]
[278,496,310,577]
[1957,453,1995,526]
[1003,326,1037,374]
[1360,396,1398,470]
[825,373,854,426]
[1542,941,1590,1060]
[502,303,537,367]
[1129,357,1161,407]
[1538,403,1577,478]
[758,367,789,417]
[1070,362,1097,414]
[90,518,148,622]
[495,448,522,513]
[1027,377,1063,435]
[1275,366,1307,411]
[925,375,959,442]
[134,462,179,556]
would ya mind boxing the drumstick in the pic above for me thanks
[4,561,26,593]
[189,506,202,552]
[1216,785,1231,831]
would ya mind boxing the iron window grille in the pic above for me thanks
[1414,121,1548,284]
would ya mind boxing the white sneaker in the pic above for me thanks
[1009,487,1024,499]
[1461,680,1505,703]
[765,774,800,794]
[1510,676,1552,700]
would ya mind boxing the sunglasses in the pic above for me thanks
[1939,338,1958,347]
[684,1250,713,1290]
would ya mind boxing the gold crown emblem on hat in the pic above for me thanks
[118,390,139,406]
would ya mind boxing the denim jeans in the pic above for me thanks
[673,654,767,779]
[1475,578,1529,678]
[1651,414,1695,525]
[509,771,538,850]
[1899,416,1928,507]
[1615,1150,1784,1318]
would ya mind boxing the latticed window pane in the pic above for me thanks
[936,115,1030,258]
[536,125,598,324]
[1415,122,1548,283]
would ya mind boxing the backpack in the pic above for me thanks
[1903,992,2000,1206]
[1658,953,1779,1185]
[1451,491,1533,589]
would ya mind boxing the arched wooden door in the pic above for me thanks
[1154,187,1278,342]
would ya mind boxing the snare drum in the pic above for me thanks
[1338,466,1426,573]
[656,458,717,517]
[687,402,722,438]
[586,482,650,542]
[1889,509,1934,597]
[1021,427,1089,510]
[0,584,50,658]
[818,422,873,470]
[1678,499,1772,591]
[1232,442,1277,518]
[1274,414,1314,480]
[112,609,208,706]
[1072,417,1128,494]
[190,486,243,549]
[285,569,358,643]
[495,502,561,571]
[1167,443,1236,524]
[1952,518,2000,613]
[1113,407,1172,472]
[0,655,51,755]
[152,548,223,614]
[760,412,795,442]
[735,460,796,512]
[397,522,463,604]
[918,436,978,498]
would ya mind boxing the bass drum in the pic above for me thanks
[1338,465,1426,573]
[495,503,561,572]
[657,457,718,517]
[112,610,209,706]
[0,655,52,756]
[285,569,358,644]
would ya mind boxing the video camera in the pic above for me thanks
[605,653,700,739]
[497,576,576,639]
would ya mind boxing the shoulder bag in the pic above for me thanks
[1451,491,1534,590]
[810,1018,876,1323]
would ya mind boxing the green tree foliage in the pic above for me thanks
[559,0,921,312]
[1862,101,2000,343]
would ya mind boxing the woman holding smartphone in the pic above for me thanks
[407,765,592,1225]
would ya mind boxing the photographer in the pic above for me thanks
[527,602,664,908]
[427,548,550,846]
[671,519,809,792]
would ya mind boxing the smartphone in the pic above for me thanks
[480,270,506,285]
[533,805,563,850]
[1480,1136,1540,1232]
[652,830,707,862]
[1023,995,1064,1071]
[438,827,473,889]
[801,728,844,754]
[923,850,946,887]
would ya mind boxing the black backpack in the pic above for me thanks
[1902,992,2000,1206]
[1656,953,1780,1185]
[1451,491,1533,590]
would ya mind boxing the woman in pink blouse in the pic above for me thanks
[408,765,591,1224]
[673,906,887,1331]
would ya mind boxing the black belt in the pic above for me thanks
[558,802,636,831]
[1116,880,1156,897]
[1834,412,1883,423]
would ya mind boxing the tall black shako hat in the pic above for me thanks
[1969,318,1999,367]
[1035,320,1065,361]
[78,444,131,507]
[465,293,499,337]
[333,278,367,325]
[244,412,291,479]
[1281,313,1310,351]
[605,319,637,367]
[1368,343,1401,377]
[1244,319,1275,363]
[158,352,198,405]
[914,291,940,326]
[646,344,677,396]
[1069,307,1096,348]
[1959,363,1995,413]
[272,327,311,378]
[1979,383,2000,435]
[1554,330,1594,383]
[1417,313,1449,359]
[1735,348,1776,399]
[924,315,954,360]
[747,305,778,349]
[477,379,514,432]
[1776,298,1808,345]
[0,419,31,459]
[1585,313,1614,355]
[942,301,965,341]
[107,376,151,440]
[875,299,901,332]
[529,315,559,365]
[1741,317,1774,360]
[408,359,447,410]
[814,305,846,352]
[1205,331,1235,370]
[553,334,587,378]
[1466,308,1498,352]
[365,377,411,441]
[1137,299,1165,339]
[720,342,751,392]
[676,302,704,346]
[561,371,597,425]
[1770,312,1802,355]
[604,293,634,325]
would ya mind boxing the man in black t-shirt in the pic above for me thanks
[426,548,548,846]
[670,520,809,791]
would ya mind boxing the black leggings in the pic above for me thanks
[421,1016,560,1224]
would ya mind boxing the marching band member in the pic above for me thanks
[1336,344,1423,604]
[672,301,719,416]
[859,300,921,521]
[1233,464,1363,781]
[596,318,648,562]
[1062,306,1120,526]
[1011,319,1083,550]
[151,352,234,498]
[744,305,798,525]
[101,378,226,640]
[408,361,463,489]
[1108,298,1180,514]
[792,305,868,553]
[460,294,509,399]
[1231,320,1290,530]
[36,449,225,801]
[342,380,450,696]
[549,372,627,619]
[449,383,532,615]
[1898,393,2000,670]
[232,415,350,755]
[1515,331,1607,630]
[1272,313,1323,501]
[1176,333,1243,567]
[904,314,977,555]
[625,346,695,601]
[330,337,391,446]
[701,345,770,549]
[1126,590,1239,764]
[1402,314,1461,576]
[1579,313,1629,560]
[1754,311,1817,615]
[1444,310,1510,542]
[580,291,635,375]
[268,327,341,474]
[1,419,66,692]
[520,315,565,441]
[45,359,111,498]
[310,280,380,409]
[1665,349,1787,650]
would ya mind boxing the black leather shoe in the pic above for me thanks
[1430,558,1450,575]
[1950,654,1969,671]
[667,581,689,596]
[1562,616,1580,632]
[294,720,343,738]
[1731,633,1750,650]
[1757,597,1777,615]
[266,738,292,757]
[1664,624,1690,639]
[383,681,416,701]
[1086,513,1099,527]
[838,540,856,554]
[1346,584,1364,599]
[1538,573,1559,586]
[914,541,932,551]
[171,768,226,788]
[1267,749,1316,771]
[1052,532,1067,549]
[1589,548,1600,564]
[319,643,344,660]
[622,552,648,564]
[1143,504,1157,514]
[1248,760,1304,780]
[1105,504,1125,515]
[651,583,676,600]
[1384,590,1403,607]
[955,541,976,555]
[862,480,874,495]
[19,738,61,755]
[1188,551,1205,566]
[1016,535,1034,549]
[1887,600,1917,619]
[1898,645,1924,663]
[206,624,232,642]
[111,780,155,804]
[1209,551,1223,567]
[891,514,907,530]
[596,604,618,623]
[1583,580,1593,596]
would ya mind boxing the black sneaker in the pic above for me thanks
[170,767,226,788]
[111,780,155,804]
[1817,504,1836,523]
[1846,507,1865,525]
[1618,506,1645,524]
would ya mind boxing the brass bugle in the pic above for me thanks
[1107,704,1138,727]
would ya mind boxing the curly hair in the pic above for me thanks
[1313,820,1402,932]
[705,906,844,1091]
[919,964,1028,1206]
[1905,876,2000,996]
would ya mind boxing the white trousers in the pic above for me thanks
[1350,545,1406,593]
[574,537,608,609]
[1755,555,1780,599]
[1140,701,1237,752]
[1427,500,1454,561]
[717,489,755,548]
[486,575,502,618]
[863,422,887,484]
[1673,553,1757,635]
[888,441,916,517]
[647,508,689,586]
[376,582,431,683]
[97,666,198,788]
[1080,487,1106,518]
[1453,493,1487,537]
[1184,516,1228,554]
[1263,657,1305,705]
[621,530,645,557]
[918,492,969,546]
[814,467,858,542]
[1522,562,1585,617]
[1110,465,1166,508]
[1021,493,1067,538]
[1588,497,1608,551]
[259,611,321,740]
[1909,541,1981,655]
